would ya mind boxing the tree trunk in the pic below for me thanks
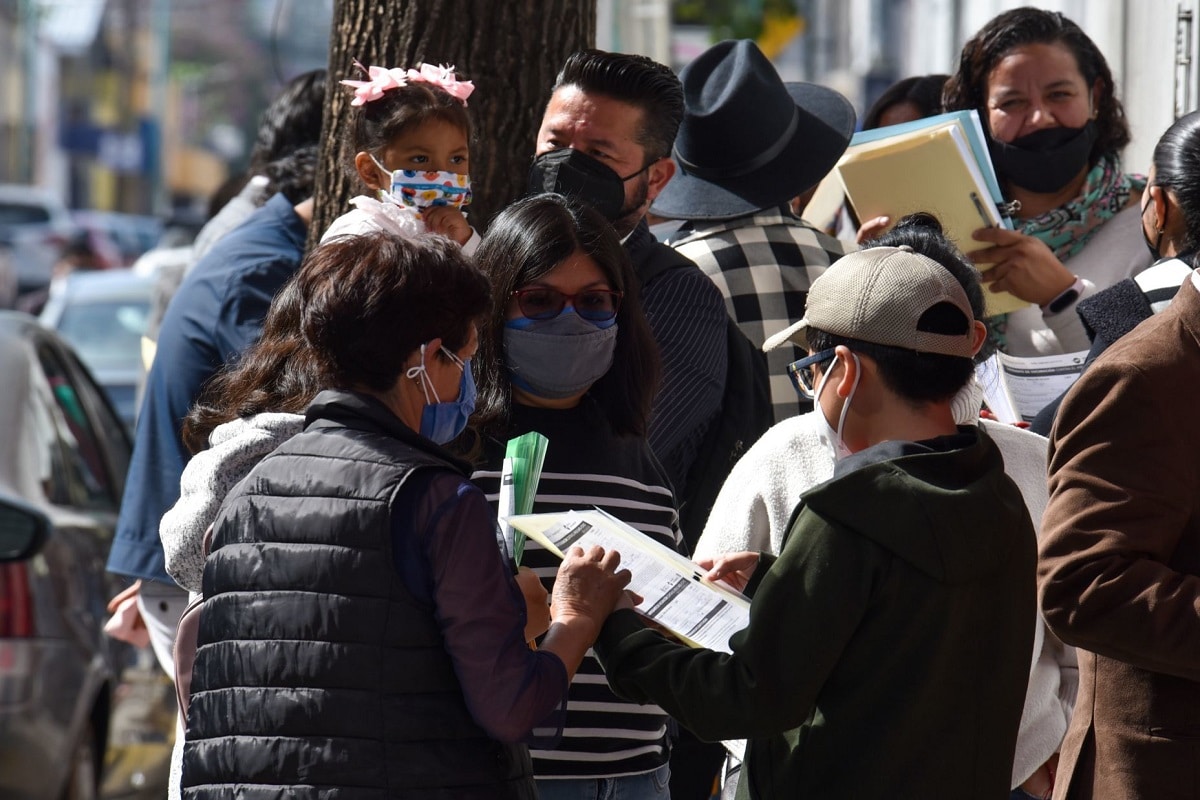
[309,0,597,248]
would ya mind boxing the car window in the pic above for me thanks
[25,363,72,506]
[56,299,150,372]
[0,203,52,225]
[36,345,117,510]
[61,346,131,489]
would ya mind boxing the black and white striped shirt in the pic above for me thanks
[472,398,683,779]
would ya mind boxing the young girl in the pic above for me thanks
[321,61,480,253]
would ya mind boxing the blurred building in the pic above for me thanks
[3,0,1195,215]
[1,0,329,218]
[821,0,1196,175]
[652,0,1196,175]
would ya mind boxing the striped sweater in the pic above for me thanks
[472,398,683,779]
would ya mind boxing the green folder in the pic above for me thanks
[501,432,548,565]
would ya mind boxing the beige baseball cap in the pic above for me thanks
[762,245,977,358]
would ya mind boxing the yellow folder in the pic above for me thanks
[836,122,1029,317]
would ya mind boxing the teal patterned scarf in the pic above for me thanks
[988,156,1146,348]
[1019,155,1145,260]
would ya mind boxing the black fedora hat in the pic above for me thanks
[652,39,856,221]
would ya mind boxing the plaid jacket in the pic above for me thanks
[667,207,855,422]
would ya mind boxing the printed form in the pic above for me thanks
[505,509,750,653]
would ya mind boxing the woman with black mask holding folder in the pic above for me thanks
[469,193,683,800]
[944,7,1153,358]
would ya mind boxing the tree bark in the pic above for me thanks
[309,0,597,248]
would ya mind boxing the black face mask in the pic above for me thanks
[527,149,645,222]
[988,122,1098,194]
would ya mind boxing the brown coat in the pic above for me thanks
[1039,275,1200,800]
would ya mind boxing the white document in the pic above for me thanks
[497,457,517,563]
[505,509,751,653]
[975,355,1020,424]
[993,350,1089,421]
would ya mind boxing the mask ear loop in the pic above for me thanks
[370,153,397,201]
[405,343,441,404]
[439,346,466,370]
[835,353,862,448]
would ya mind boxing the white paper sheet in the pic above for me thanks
[505,509,751,653]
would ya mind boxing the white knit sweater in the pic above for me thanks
[696,413,1076,789]
[159,411,305,800]
[160,412,305,593]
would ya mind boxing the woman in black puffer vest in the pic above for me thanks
[182,231,631,800]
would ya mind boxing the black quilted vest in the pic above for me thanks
[181,390,536,800]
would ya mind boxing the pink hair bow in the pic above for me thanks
[407,63,475,104]
[341,60,475,107]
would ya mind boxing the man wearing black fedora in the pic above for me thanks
[655,39,857,424]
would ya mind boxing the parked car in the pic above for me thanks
[0,311,133,799]
[40,270,155,434]
[0,184,77,294]
[71,212,163,270]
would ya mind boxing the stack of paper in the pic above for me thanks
[835,110,1027,318]
[498,432,549,565]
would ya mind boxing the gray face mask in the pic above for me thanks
[503,312,619,400]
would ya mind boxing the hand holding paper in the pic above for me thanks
[697,551,761,593]
[835,109,1029,318]
[552,545,632,630]
[538,545,634,681]
[508,510,751,653]
[970,227,1079,307]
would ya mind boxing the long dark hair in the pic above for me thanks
[1150,110,1200,260]
[253,69,327,204]
[943,7,1130,164]
[471,193,661,437]
[183,278,321,454]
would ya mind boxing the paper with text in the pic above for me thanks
[992,350,1088,421]
[506,509,751,653]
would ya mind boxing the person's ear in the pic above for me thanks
[1089,80,1103,119]
[355,151,386,192]
[969,320,989,358]
[1149,185,1170,232]
[832,345,858,399]
[645,156,676,203]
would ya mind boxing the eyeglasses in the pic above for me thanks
[511,287,624,322]
[787,348,837,400]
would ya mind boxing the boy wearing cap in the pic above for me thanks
[595,246,1037,799]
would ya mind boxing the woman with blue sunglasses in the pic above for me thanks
[469,193,683,800]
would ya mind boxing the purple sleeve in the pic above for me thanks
[397,471,568,744]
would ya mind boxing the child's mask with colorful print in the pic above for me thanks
[371,155,472,211]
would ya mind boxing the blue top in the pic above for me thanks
[106,193,307,582]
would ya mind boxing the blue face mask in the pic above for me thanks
[502,310,618,399]
[406,343,475,444]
